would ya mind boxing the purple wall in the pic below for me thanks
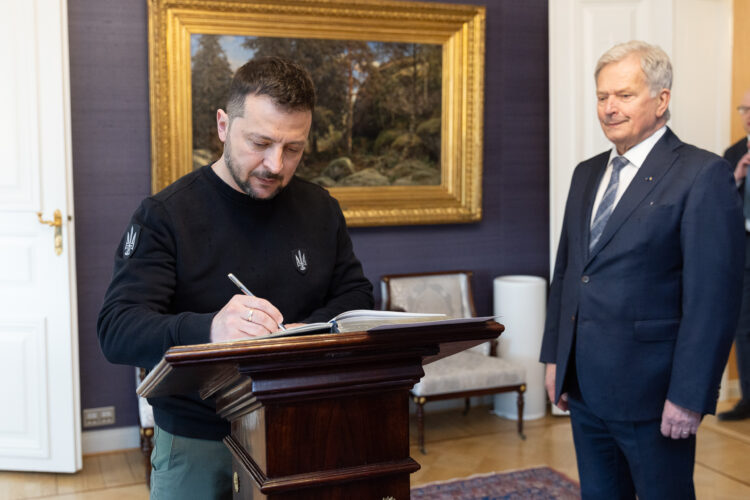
[69,0,549,429]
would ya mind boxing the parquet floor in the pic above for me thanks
[1,400,749,499]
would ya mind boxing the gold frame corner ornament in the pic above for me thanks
[148,0,485,226]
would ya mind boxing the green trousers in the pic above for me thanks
[150,424,232,500]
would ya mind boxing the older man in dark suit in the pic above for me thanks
[540,41,744,499]
[718,89,750,421]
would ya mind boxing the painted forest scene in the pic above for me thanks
[191,34,442,187]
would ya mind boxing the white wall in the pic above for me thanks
[671,0,733,155]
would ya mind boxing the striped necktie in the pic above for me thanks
[589,156,628,252]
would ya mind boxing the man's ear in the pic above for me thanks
[655,88,671,118]
[217,109,229,142]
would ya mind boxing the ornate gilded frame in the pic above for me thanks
[148,0,485,226]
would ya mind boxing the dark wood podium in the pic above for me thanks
[138,318,503,499]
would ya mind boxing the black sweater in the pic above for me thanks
[97,165,373,439]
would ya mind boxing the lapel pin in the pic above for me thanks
[644,176,653,181]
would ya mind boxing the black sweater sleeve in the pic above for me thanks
[97,198,214,369]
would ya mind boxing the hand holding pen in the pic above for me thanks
[208,273,286,343]
[227,273,286,331]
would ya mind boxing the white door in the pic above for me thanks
[0,0,81,472]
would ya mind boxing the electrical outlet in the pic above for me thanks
[83,406,116,428]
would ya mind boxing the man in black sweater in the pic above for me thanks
[719,88,750,421]
[98,57,373,499]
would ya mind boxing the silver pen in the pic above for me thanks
[227,273,286,331]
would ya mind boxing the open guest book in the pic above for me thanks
[266,309,447,338]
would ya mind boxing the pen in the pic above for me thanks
[227,273,286,331]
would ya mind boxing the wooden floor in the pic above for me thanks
[1,400,749,499]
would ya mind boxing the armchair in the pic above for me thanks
[380,271,526,453]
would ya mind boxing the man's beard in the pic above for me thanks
[225,149,285,200]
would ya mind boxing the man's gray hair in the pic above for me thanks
[595,40,672,120]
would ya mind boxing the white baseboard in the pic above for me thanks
[82,426,140,455]
[491,408,547,420]
[408,395,496,414]
[721,379,741,402]
[549,403,569,416]
[719,363,742,402]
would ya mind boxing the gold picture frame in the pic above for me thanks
[148,0,485,226]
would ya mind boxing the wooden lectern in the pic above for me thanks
[138,318,503,499]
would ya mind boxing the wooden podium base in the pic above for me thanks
[226,392,419,499]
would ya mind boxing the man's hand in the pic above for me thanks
[545,363,569,411]
[660,399,700,439]
[210,294,284,342]
[734,151,750,183]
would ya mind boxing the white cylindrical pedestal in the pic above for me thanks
[492,275,547,420]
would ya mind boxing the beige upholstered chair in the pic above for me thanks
[380,271,526,453]
[136,367,154,486]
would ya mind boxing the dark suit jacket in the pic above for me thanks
[725,136,749,169]
[725,136,749,200]
[540,128,744,421]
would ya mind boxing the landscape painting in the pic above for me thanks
[149,0,485,226]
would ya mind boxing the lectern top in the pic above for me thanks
[138,317,502,400]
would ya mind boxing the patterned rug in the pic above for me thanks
[411,466,580,499]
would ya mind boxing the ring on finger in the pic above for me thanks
[245,308,254,322]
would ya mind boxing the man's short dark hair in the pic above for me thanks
[226,56,315,119]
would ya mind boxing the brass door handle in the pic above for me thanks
[37,209,63,227]
[37,209,63,255]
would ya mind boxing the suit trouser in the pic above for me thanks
[150,424,232,500]
[567,393,696,500]
[733,233,750,399]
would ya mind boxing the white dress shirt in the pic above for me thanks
[590,126,668,227]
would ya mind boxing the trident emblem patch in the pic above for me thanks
[123,224,140,258]
[292,249,308,274]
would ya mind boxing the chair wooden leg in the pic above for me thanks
[462,397,471,415]
[416,398,427,454]
[516,387,526,440]
[140,427,154,487]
